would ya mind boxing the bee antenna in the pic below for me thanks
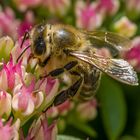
[42,18,46,24]
[20,31,30,48]
[16,45,31,63]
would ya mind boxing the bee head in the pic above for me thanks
[30,23,51,64]
[17,23,52,64]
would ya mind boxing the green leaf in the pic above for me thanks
[97,76,127,140]
[67,113,97,138]
[57,135,82,140]
[69,121,97,138]
[134,111,140,139]
[120,135,138,140]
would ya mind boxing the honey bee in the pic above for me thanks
[18,23,138,106]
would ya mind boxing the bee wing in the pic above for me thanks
[81,30,131,57]
[70,51,138,85]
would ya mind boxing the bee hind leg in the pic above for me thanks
[42,72,83,112]
[53,73,83,106]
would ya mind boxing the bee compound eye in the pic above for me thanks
[34,36,46,55]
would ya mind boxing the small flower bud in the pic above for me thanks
[113,16,137,37]
[0,90,12,119]
[0,36,14,61]
[0,70,8,91]
[76,99,97,122]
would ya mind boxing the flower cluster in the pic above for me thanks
[0,0,140,139]
[0,37,60,139]
[0,7,34,39]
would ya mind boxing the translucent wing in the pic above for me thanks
[69,50,138,85]
[81,30,131,57]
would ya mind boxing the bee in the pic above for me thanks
[17,23,138,106]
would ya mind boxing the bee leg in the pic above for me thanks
[42,72,83,112]
[53,75,83,106]
[40,61,78,78]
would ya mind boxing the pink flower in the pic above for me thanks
[37,77,59,110]
[96,0,119,16]
[0,7,20,40]
[18,11,34,38]
[0,118,20,140]
[123,37,140,71]
[23,115,57,140]
[0,56,23,91]
[75,0,102,30]
[12,80,44,116]
[0,119,13,140]
[43,0,70,16]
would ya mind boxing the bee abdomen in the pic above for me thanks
[79,67,101,101]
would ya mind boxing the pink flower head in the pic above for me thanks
[123,37,140,72]
[38,77,59,106]
[43,0,70,16]
[26,115,57,140]
[0,56,23,91]
[0,118,20,140]
[96,0,119,16]
[0,119,13,140]
[12,79,44,116]
[0,7,20,40]
[75,0,102,30]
